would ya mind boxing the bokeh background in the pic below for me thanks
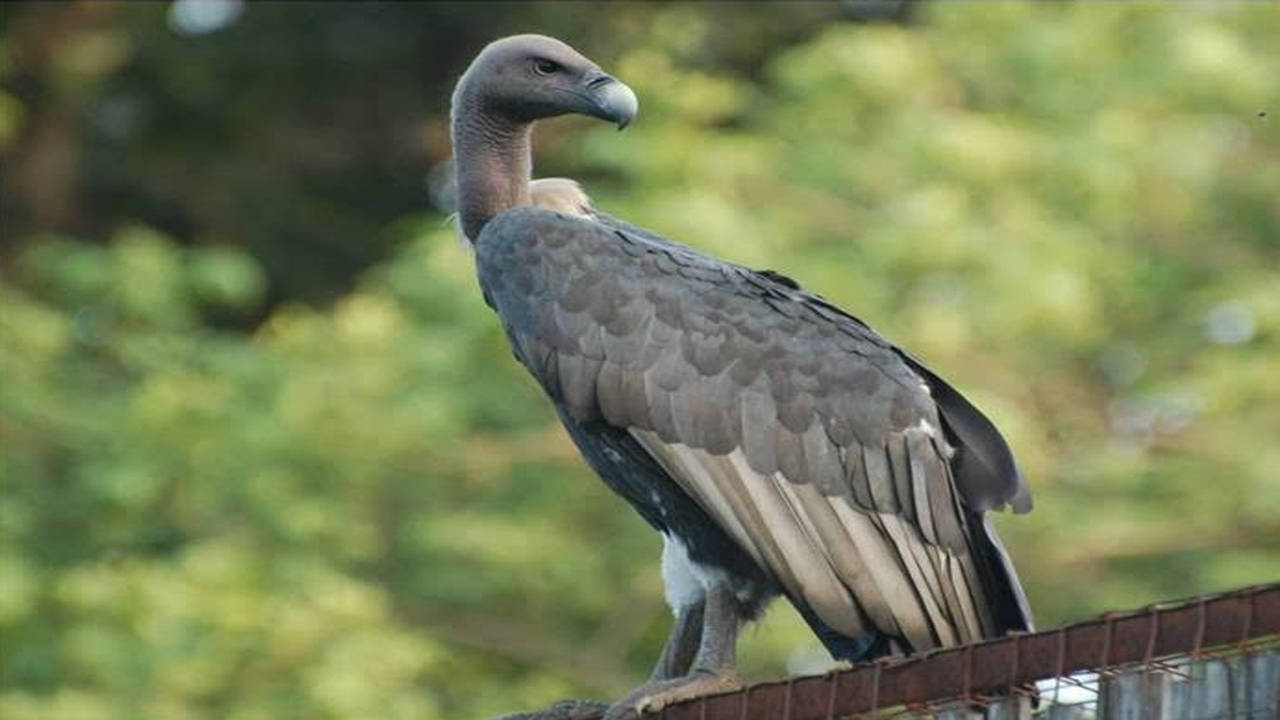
[2,2,1278,718]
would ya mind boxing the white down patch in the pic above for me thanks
[660,534,729,615]
[914,418,955,458]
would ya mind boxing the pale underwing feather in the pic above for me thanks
[726,460,861,634]
[765,473,868,639]
[830,498,935,649]
[777,480,894,634]
[878,513,957,647]
[946,552,987,641]
[635,432,768,571]
[673,445,799,591]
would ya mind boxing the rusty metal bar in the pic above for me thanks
[657,583,1280,720]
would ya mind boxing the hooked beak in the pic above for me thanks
[583,70,638,130]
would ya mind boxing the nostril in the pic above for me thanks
[586,73,613,89]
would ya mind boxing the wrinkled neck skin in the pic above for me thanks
[452,86,533,242]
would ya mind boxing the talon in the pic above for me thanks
[635,695,662,714]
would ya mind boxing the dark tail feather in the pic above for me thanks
[790,597,891,662]
[968,510,1035,635]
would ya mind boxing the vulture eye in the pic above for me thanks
[532,59,561,76]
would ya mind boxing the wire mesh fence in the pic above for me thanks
[653,583,1279,720]
[925,647,1279,719]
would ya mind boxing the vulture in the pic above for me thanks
[452,35,1034,717]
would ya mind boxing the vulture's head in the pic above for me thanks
[453,34,638,129]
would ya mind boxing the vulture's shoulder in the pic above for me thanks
[475,205,910,383]
[475,206,1029,517]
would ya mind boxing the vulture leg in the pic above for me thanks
[649,598,704,681]
[691,583,743,675]
[606,584,743,719]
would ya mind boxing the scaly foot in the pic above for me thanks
[604,671,741,719]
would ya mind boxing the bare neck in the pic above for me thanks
[452,92,533,242]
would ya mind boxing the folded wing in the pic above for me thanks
[476,206,1031,651]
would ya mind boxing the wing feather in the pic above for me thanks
[907,431,939,546]
[802,421,845,497]
[828,498,935,648]
[640,372,678,442]
[601,312,650,359]
[698,374,739,456]
[738,388,778,475]
[557,351,601,418]
[775,424,808,483]
[946,553,988,640]
[767,476,868,639]
[595,361,629,427]
[634,431,760,559]
[863,444,899,513]
[886,435,916,524]
[732,465,860,631]
[877,512,957,647]
[926,436,968,551]
[844,442,876,511]
[778,480,894,633]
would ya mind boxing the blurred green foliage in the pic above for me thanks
[2,2,1279,719]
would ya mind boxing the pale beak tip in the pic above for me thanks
[593,77,638,131]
